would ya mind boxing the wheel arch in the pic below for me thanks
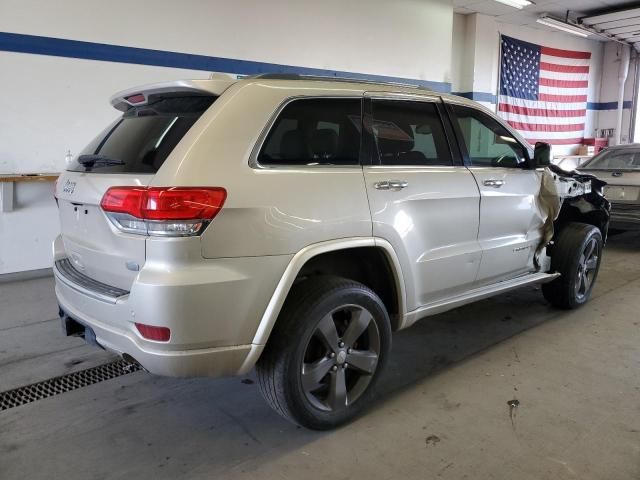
[237,238,406,374]
[554,197,610,244]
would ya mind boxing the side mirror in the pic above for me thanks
[415,123,433,135]
[533,142,552,167]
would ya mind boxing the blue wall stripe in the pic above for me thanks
[2,32,634,109]
[587,101,633,110]
[452,91,497,103]
[0,31,451,93]
[453,91,633,111]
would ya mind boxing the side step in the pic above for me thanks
[403,272,559,328]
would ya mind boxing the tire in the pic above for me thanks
[256,275,392,430]
[542,222,603,309]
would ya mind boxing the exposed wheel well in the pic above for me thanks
[554,198,610,244]
[293,247,401,330]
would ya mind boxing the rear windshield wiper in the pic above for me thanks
[77,154,125,167]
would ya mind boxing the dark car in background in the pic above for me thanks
[580,145,640,230]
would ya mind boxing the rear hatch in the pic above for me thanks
[579,169,640,203]
[56,92,217,291]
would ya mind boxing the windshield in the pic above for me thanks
[581,148,640,170]
[68,94,216,173]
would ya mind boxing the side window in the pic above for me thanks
[258,99,361,166]
[371,100,453,166]
[450,105,527,168]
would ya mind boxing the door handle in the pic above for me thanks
[374,180,409,190]
[483,179,505,188]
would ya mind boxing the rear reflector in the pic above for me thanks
[135,323,171,342]
[100,187,226,236]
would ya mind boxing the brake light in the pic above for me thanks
[100,187,226,237]
[125,93,146,104]
[135,323,170,342]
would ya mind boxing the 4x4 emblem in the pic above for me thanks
[62,180,76,194]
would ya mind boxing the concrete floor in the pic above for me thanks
[1,232,639,480]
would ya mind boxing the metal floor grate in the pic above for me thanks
[0,359,141,411]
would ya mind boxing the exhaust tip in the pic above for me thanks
[121,353,147,372]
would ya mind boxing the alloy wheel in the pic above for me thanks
[575,237,599,301]
[300,304,381,412]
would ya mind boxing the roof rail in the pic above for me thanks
[248,73,432,91]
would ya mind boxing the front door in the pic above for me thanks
[447,102,544,284]
[362,94,482,310]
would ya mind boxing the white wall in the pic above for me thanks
[0,182,60,274]
[1,0,455,176]
[0,0,454,274]
[451,13,471,94]
[451,12,499,109]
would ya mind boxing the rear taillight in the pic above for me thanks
[100,187,226,237]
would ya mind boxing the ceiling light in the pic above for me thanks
[494,0,532,9]
[536,15,590,38]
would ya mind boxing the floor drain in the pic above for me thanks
[0,359,141,411]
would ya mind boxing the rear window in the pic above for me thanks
[582,149,640,170]
[258,98,361,166]
[68,95,216,173]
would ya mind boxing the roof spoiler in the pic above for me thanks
[110,76,236,112]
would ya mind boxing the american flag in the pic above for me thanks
[498,34,590,146]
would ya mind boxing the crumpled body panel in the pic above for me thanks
[534,165,611,270]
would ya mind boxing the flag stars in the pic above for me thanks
[500,37,541,101]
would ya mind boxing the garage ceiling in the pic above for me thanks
[454,0,640,40]
[581,7,640,50]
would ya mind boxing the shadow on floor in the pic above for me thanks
[376,229,639,401]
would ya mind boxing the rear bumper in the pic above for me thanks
[610,202,640,230]
[53,235,291,377]
[56,295,253,377]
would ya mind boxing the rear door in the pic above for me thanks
[56,94,215,291]
[446,102,542,284]
[362,93,482,309]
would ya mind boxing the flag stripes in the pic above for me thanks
[498,35,591,146]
